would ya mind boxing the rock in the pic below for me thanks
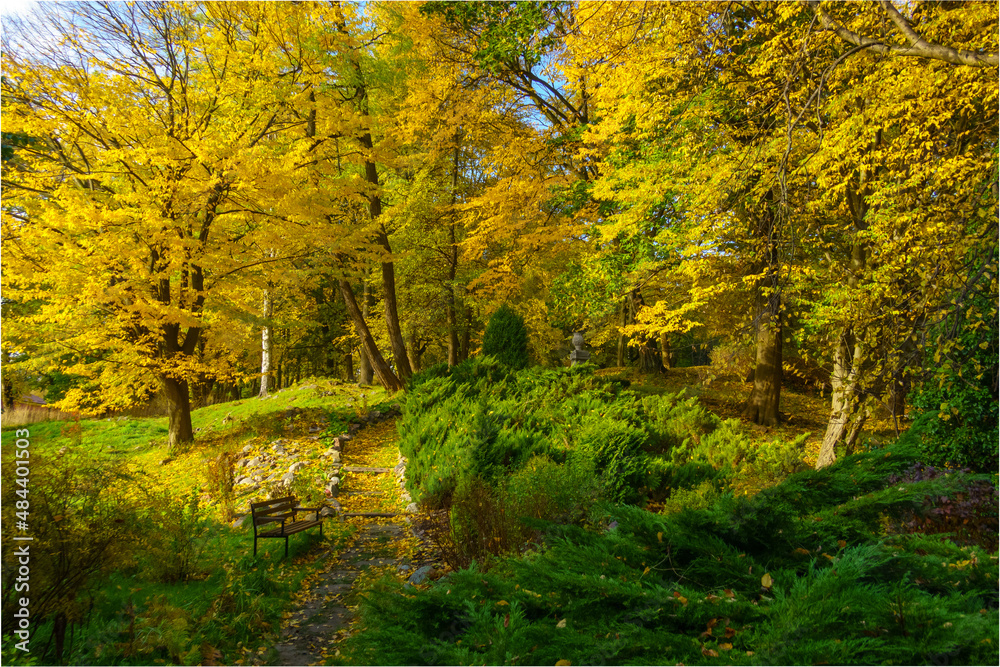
[398,564,411,572]
[242,444,253,454]
[308,425,321,433]
[405,503,419,514]
[288,461,307,473]
[272,443,286,454]
[401,492,412,503]
[348,424,361,434]
[328,500,342,511]
[159,457,173,466]
[235,476,253,486]
[319,506,337,518]
[280,472,296,487]
[408,565,433,585]
[331,451,342,464]
[331,438,343,450]
[339,433,353,442]
[393,462,406,476]
[232,515,250,528]
[370,410,383,421]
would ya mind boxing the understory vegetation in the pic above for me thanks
[340,360,999,666]
[0,382,394,666]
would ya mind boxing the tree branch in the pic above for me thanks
[805,0,998,67]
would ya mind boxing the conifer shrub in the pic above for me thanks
[342,435,1000,666]
[481,304,530,369]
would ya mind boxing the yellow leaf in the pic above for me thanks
[555,661,572,666]
[761,573,773,588]
[556,618,567,628]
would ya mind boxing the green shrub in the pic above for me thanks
[205,451,236,521]
[577,416,648,504]
[642,391,720,454]
[341,437,1000,667]
[140,489,210,583]
[909,293,998,474]
[481,304,530,369]
[0,451,146,665]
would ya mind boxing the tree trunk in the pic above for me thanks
[53,611,67,665]
[742,193,782,427]
[816,230,868,468]
[344,350,354,382]
[379,249,413,381]
[617,297,629,367]
[460,304,472,362]
[816,331,864,468]
[407,327,423,374]
[659,331,675,369]
[338,278,402,392]
[259,290,273,398]
[333,6,412,383]
[447,145,461,367]
[742,296,782,426]
[358,276,374,386]
[163,375,194,450]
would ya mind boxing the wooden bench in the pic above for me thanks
[250,496,325,557]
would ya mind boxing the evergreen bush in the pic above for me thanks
[481,304,530,369]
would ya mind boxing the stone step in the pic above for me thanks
[342,466,392,473]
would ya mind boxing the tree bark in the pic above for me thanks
[460,305,472,362]
[358,275,374,386]
[742,192,782,427]
[659,332,675,369]
[338,279,402,393]
[742,301,782,426]
[344,350,354,382]
[259,289,273,398]
[447,144,461,367]
[407,327,423,374]
[816,332,865,468]
[163,375,194,451]
[333,4,412,382]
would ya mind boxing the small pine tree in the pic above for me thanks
[481,304,530,369]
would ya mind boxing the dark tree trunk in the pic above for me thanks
[333,6,411,383]
[344,351,354,382]
[53,611,67,665]
[339,279,402,393]
[459,304,473,362]
[659,331,675,369]
[407,328,423,374]
[742,191,782,427]
[742,300,782,426]
[163,376,194,450]
[358,275,374,386]
[447,144,461,367]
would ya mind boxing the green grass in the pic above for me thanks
[0,378,390,666]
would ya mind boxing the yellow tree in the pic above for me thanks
[1,2,327,445]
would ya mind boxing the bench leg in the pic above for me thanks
[285,535,289,558]
[254,534,258,557]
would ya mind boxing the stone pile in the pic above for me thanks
[231,403,404,517]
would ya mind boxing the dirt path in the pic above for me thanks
[271,418,440,666]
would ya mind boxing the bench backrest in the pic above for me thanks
[251,496,297,526]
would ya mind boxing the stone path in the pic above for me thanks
[271,418,440,666]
